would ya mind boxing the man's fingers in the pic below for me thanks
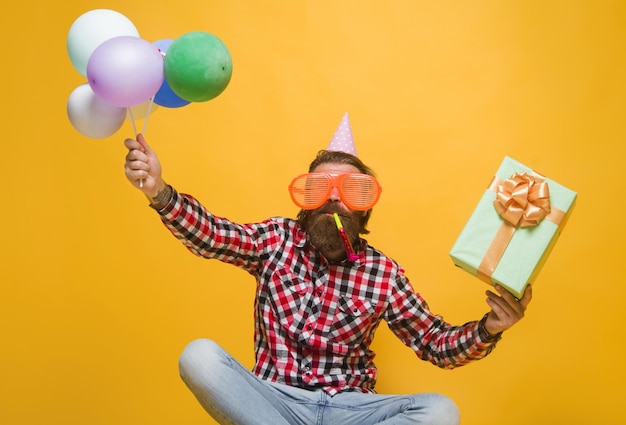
[519,285,533,309]
[485,296,507,319]
[485,290,514,320]
[136,133,150,153]
[484,285,532,334]
[127,159,149,172]
[124,137,143,151]
[487,285,527,320]
[126,148,148,164]
[494,285,526,315]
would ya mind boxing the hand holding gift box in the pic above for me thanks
[450,156,577,299]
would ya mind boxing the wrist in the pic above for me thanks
[478,313,502,342]
[148,183,173,210]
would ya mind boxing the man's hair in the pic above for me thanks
[297,150,376,234]
[306,150,377,176]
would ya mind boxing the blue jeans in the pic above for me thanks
[179,339,460,425]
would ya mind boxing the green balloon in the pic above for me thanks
[164,31,233,102]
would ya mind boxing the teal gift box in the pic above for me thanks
[449,156,577,298]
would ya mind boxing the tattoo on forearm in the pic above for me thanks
[151,185,172,207]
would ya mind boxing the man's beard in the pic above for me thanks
[302,204,362,255]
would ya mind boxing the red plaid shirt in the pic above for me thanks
[156,190,499,395]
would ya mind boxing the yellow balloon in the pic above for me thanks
[127,99,158,121]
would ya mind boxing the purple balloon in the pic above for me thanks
[87,36,164,107]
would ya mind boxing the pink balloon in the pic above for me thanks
[87,36,164,107]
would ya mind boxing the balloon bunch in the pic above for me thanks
[66,9,232,139]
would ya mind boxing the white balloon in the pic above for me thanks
[67,84,127,139]
[67,9,139,77]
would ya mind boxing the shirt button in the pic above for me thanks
[307,324,313,330]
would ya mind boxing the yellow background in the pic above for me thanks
[2,1,624,424]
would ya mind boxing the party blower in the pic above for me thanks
[333,213,360,261]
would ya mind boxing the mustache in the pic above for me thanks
[314,203,349,218]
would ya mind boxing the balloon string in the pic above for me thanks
[128,106,138,135]
[142,97,154,135]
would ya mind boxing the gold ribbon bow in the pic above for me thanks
[493,172,551,228]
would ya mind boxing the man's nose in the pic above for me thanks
[328,186,341,202]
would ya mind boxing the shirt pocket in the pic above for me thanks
[328,296,376,348]
[267,268,310,328]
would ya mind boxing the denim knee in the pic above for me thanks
[413,392,460,425]
[179,338,227,384]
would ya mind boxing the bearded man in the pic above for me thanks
[123,115,530,425]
